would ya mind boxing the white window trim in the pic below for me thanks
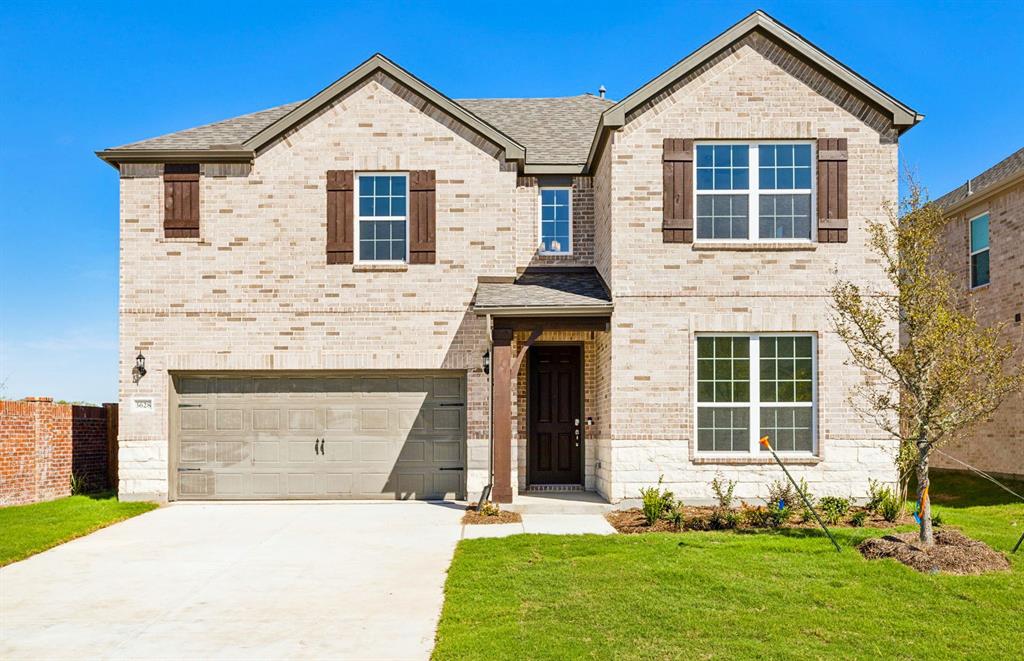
[693,332,818,457]
[694,140,817,243]
[969,212,990,289]
[537,186,573,256]
[355,172,410,264]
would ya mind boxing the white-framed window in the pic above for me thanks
[538,187,572,255]
[695,334,817,455]
[695,142,815,241]
[357,173,408,263]
[969,213,990,288]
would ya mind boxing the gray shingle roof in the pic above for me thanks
[110,102,302,150]
[474,269,612,312]
[107,94,611,165]
[456,95,613,165]
[935,147,1024,209]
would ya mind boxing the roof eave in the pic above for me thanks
[242,54,526,162]
[473,304,614,317]
[96,148,255,168]
[939,168,1024,216]
[522,163,586,175]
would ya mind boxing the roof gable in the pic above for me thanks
[243,54,525,161]
[586,10,922,168]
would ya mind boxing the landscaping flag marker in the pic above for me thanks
[759,435,842,553]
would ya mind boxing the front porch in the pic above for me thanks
[474,267,613,504]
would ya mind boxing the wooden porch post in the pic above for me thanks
[491,327,514,503]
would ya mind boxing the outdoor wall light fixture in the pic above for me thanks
[482,350,491,375]
[132,352,147,383]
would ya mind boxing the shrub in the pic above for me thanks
[687,514,710,531]
[865,479,888,513]
[710,474,737,509]
[880,491,904,522]
[478,500,501,516]
[931,512,943,528]
[765,479,798,511]
[743,503,792,528]
[817,496,851,525]
[849,510,868,527]
[795,478,815,522]
[708,508,739,530]
[639,476,676,525]
[665,501,686,528]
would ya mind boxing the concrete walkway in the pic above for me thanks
[0,502,464,660]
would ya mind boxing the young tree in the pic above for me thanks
[829,180,1023,546]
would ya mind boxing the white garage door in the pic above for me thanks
[170,372,466,500]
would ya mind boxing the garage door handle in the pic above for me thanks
[315,438,322,455]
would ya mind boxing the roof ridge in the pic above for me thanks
[457,94,612,102]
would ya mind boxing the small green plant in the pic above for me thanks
[707,508,739,530]
[849,509,868,527]
[879,490,904,523]
[69,472,88,496]
[478,500,501,516]
[931,512,943,528]
[865,479,888,514]
[710,474,737,509]
[665,501,686,528]
[765,479,798,510]
[639,476,676,525]
[795,478,815,523]
[817,496,851,525]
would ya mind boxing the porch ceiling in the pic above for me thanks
[473,268,612,317]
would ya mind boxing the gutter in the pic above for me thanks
[473,304,614,317]
[96,148,254,168]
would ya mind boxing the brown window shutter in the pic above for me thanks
[817,138,848,243]
[326,170,354,264]
[409,170,436,264]
[163,164,200,238]
[663,138,694,243]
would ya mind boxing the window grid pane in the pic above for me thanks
[696,145,749,191]
[758,144,812,190]
[540,189,571,253]
[971,251,990,287]
[760,407,813,452]
[759,337,813,403]
[970,215,989,251]
[697,194,749,239]
[696,337,750,403]
[759,194,812,239]
[697,407,750,452]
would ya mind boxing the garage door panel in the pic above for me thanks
[172,372,465,500]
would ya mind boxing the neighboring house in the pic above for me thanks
[97,11,921,504]
[933,148,1024,478]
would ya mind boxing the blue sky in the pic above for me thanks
[1,0,1022,404]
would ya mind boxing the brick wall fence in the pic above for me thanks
[0,397,118,506]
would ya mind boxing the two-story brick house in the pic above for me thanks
[933,148,1024,478]
[98,11,921,504]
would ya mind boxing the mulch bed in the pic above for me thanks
[605,506,913,534]
[857,529,1011,575]
[462,506,522,525]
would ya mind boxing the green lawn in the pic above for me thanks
[0,493,157,566]
[435,470,1024,660]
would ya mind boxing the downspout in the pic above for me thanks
[477,313,494,510]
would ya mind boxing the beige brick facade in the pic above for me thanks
[116,33,907,503]
[934,180,1024,476]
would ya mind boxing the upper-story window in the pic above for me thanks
[695,142,814,241]
[696,334,817,455]
[969,213,990,288]
[539,188,571,255]
[357,173,408,262]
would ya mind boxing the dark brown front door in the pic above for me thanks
[529,345,582,485]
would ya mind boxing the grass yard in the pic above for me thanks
[0,493,157,566]
[435,470,1023,660]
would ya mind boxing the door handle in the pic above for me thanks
[315,438,322,456]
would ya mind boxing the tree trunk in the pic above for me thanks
[916,441,933,546]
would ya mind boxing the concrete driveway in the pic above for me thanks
[1,501,464,660]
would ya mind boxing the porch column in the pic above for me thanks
[491,327,514,503]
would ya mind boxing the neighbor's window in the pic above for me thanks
[539,188,571,254]
[970,213,990,288]
[357,174,407,262]
[695,142,814,241]
[696,334,816,454]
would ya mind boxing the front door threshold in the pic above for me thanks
[526,484,584,493]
